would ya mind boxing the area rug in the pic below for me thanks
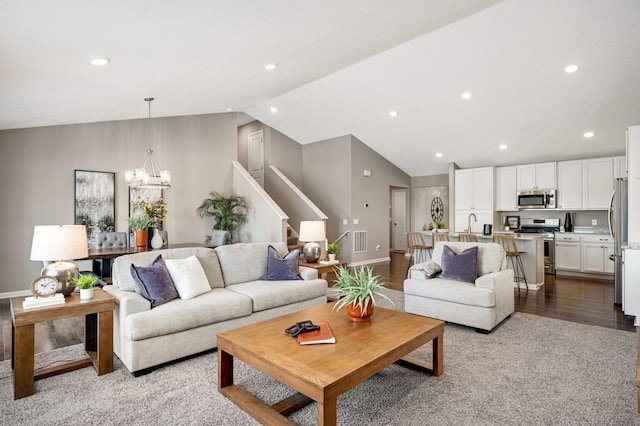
[1,290,639,425]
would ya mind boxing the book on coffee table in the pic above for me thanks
[297,322,336,345]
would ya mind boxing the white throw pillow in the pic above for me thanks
[164,256,211,300]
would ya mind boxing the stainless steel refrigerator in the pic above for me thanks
[608,177,628,305]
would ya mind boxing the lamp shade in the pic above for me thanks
[298,221,326,242]
[30,225,89,261]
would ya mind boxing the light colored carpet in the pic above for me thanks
[2,289,639,425]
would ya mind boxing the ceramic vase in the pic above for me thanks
[564,212,573,232]
[80,288,93,300]
[346,302,374,322]
[135,229,148,252]
[328,254,336,262]
[151,228,164,249]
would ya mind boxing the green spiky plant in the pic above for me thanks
[72,273,98,290]
[196,191,248,244]
[330,265,393,316]
[127,213,152,230]
[326,243,339,255]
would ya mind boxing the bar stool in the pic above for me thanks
[492,234,528,293]
[457,233,478,242]
[407,232,432,276]
[432,232,451,244]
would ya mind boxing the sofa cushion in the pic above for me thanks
[440,245,478,284]
[129,255,178,308]
[404,277,495,308]
[113,247,224,292]
[215,242,288,285]
[226,279,327,312]
[264,245,301,281]
[432,242,505,276]
[165,256,211,300]
[123,288,253,341]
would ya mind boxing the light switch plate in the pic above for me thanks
[592,219,597,226]
[343,219,348,225]
[353,219,359,225]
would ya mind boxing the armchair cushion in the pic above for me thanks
[130,255,178,308]
[440,245,478,284]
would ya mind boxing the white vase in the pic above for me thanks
[328,254,336,262]
[80,288,93,300]
[151,228,164,249]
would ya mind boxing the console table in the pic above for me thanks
[10,289,115,399]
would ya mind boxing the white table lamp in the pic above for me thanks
[298,221,326,263]
[30,225,89,297]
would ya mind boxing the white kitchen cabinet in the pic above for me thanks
[555,234,581,271]
[517,162,556,190]
[454,167,494,233]
[495,166,517,211]
[614,155,627,178]
[628,126,640,242]
[583,157,613,210]
[557,160,582,210]
[623,247,640,319]
[581,235,614,273]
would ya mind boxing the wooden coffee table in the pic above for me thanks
[217,302,444,425]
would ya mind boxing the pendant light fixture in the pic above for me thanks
[125,97,171,189]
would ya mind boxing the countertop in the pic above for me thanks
[423,231,543,241]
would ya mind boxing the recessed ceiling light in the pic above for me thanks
[583,131,595,138]
[89,57,110,66]
[270,106,278,113]
[565,64,580,73]
[226,107,234,112]
[389,110,398,117]
[435,152,443,158]
[264,63,277,71]
[462,92,472,100]
[499,144,508,150]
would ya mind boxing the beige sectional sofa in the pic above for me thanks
[404,241,514,333]
[103,242,327,374]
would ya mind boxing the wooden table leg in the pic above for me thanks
[318,396,337,426]
[97,310,113,374]
[12,323,35,399]
[218,349,234,390]
[432,334,443,377]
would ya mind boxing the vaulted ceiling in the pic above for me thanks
[2,0,639,176]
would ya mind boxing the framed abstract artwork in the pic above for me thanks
[74,170,115,248]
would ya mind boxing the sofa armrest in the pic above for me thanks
[102,284,151,317]
[475,269,514,291]
[298,266,319,280]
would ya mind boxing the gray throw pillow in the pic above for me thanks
[439,245,478,284]
[130,255,179,307]
[263,245,301,281]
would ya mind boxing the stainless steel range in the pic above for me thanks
[518,218,560,275]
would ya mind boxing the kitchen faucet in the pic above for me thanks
[467,212,477,233]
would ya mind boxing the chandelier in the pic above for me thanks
[125,98,171,189]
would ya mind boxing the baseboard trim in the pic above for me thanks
[0,289,32,300]
[349,257,391,267]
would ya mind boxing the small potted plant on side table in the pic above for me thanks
[330,265,393,322]
[326,243,339,262]
[128,213,152,251]
[73,273,98,300]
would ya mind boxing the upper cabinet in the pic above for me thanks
[614,155,627,178]
[455,167,494,210]
[583,157,613,210]
[557,160,582,210]
[516,162,556,190]
[495,166,517,211]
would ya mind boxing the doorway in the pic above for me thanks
[248,130,264,187]
[391,188,408,252]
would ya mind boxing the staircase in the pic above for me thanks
[287,223,302,251]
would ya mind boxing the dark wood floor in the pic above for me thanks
[0,252,635,361]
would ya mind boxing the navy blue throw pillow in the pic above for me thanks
[263,245,301,281]
[439,245,478,284]
[130,255,179,307]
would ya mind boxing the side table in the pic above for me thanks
[10,289,115,399]
[299,260,346,281]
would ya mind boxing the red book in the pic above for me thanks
[297,322,336,345]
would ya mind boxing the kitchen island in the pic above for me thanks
[422,232,545,290]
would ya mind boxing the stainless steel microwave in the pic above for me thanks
[517,189,557,209]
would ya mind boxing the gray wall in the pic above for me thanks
[411,173,449,231]
[0,113,239,295]
[302,135,411,265]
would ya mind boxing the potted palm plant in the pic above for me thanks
[196,191,248,244]
[128,213,152,251]
[330,265,393,322]
[73,273,98,300]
